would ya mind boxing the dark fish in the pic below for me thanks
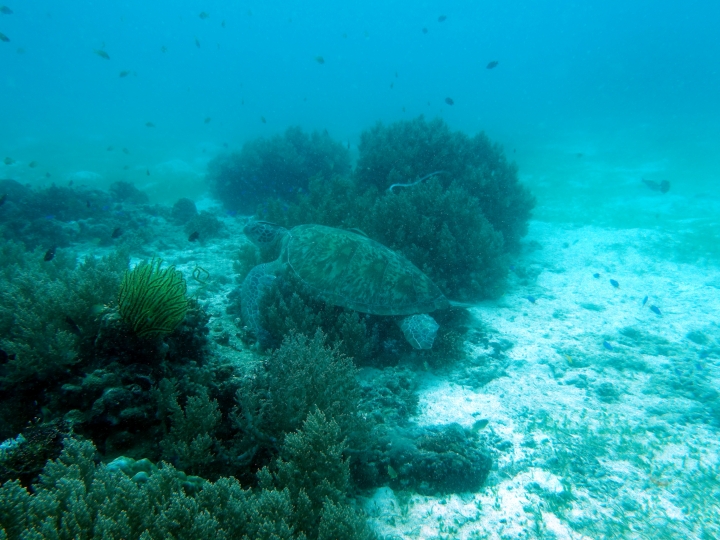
[111,227,123,239]
[593,273,600,278]
[3,156,14,165]
[44,247,56,261]
[422,27,428,34]
[204,117,211,123]
[261,116,266,123]
[68,180,73,186]
[146,169,150,176]
[699,350,710,359]
[603,340,613,351]
[610,279,619,288]
[28,160,37,168]
[390,82,393,89]
[650,305,662,315]
[0,193,6,206]
[438,15,447,22]
[64,315,81,336]
[221,20,225,28]
[145,122,155,127]
[199,11,209,19]
[526,295,536,304]
[642,295,648,306]
[188,231,200,242]
[486,60,499,69]
[642,178,670,193]
[107,146,114,151]
[86,200,91,208]
[94,49,110,60]
[119,70,130,77]
[45,172,51,178]
[445,97,454,105]
[122,147,130,154]
[195,37,201,48]
[315,56,325,64]
[0,32,9,42]
[0,349,16,364]
[161,46,168,53]
[0,6,13,14]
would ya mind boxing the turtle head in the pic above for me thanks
[243,220,288,256]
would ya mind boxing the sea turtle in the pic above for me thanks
[241,221,449,349]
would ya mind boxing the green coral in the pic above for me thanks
[236,331,367,452]
[0,244,127,386]
[208,126,351,213]
[0,428,374,539]
[117,258,188,338]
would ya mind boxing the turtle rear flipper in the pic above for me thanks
[399,314,440,349]
[241,263,277,339]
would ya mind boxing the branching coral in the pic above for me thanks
[208,126,351,213]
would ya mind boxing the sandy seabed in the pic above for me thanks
[364,220,720,539]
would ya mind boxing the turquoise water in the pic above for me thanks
[1,1,719,538]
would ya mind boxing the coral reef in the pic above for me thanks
[117,259,188,338]
[208,126,351,213]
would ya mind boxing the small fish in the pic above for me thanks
[564,354,573,364]
[593,273,600,278]
[422,27,428,34]
[68,180,73,186]
[261,116,266,123]
[650,305,662,316]
[94,49,110,60]
[315,56,325,64]
[119,70,130,77]
[44,247,56,261]
[122,147,130,154]
[695,363,703,370]
[642,178,670,193]
[28,160,37,168]
[0,32,9,42]
[161,46,168,53]
[609,279,619,288]
[199,11,209,19]
[64,315,81,336]
[3,156,14,165]
[0,349,16,364]
[390,82,393,89]
[145,122,155,127]
[188,231,200,242]
[642,295,648,306]
[146,169,150,176]
[107,146,114,151]
[472,419,489,431]
[526,295,536,304]
[111,227,123,239]
[45,214,54,220]
[86,200,91,208]
[387,465,398,479]
[0,193,6,206]
[45,172,51,178]
[195,37,201,48]
[204,117,211,123]
[0,6,13,14]
[603,340,613,351]
[445,97,454,105]
[486,60,499,69]
[438,15,447,22]
[123,165,129,170]
[221,20,225,28]
[699,350,710,359]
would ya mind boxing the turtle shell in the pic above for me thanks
[281,224,448,316]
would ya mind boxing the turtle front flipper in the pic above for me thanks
[241,263,277,342]
[398,314,440,349]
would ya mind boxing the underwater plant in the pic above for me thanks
[117,258,188,338]
[208,126,351,213]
